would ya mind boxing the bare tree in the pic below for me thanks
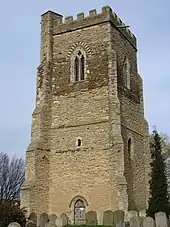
[0,152,25,201]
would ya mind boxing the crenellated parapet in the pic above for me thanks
[41,6,136,48]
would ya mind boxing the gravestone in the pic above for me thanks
[97,212,103,225]
[143,216,155,227]
[155,212,168,227]
[55,217,62,227]
[29,212,37,225]
[114,210,125,224]
[60,213,68,227]
[46,222,56,227]
[125,211,138,221]
[45,214,57,227]
[139,210,146,217]
[26,221,36,227]
[8,223,21,227]
[103,210,114,226]
[49,214,57,225]
[116,223,125,227]
[39,213,48,227]
[129,216,141,227]
[86,211,97,225]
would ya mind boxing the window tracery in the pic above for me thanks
[71,48,86,83]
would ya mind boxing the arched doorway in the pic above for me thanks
[74,199,86,224]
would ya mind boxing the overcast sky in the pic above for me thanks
[0,0,169,157]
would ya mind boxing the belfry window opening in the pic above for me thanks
[124,57,131,89]
[74,51,85,82]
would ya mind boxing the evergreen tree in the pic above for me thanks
[146,129,170,218]
[0,200,26,227]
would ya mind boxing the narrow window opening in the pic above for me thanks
[75,56,79,82]
[78,139,81,147]
[80,55,85,80]
[128,138,133,160]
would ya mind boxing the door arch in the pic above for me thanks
[74,199,86,224]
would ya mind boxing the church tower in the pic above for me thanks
[21,6,150,223]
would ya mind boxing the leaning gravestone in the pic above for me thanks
[8,223,21,227]
[103,210,114,226]
[143,216,156,227]
[114,210,125,224]
[86,211,97,225]
[60,213,68,227]
[39,213,48,227]
[155,212,168,227]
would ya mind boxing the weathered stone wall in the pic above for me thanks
[21,5,150,217]
[105,12,150,210]
[50,18,116,213]
[52,23,108,95]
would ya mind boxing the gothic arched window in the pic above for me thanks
[74,50,85,82]
[123,57,131,89]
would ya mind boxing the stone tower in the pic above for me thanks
[21,6,151,223]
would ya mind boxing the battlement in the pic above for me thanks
[41,6,137,48]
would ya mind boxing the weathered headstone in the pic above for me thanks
[26,221,36,227]
[55,217,62,227]
[49,214,57,225]
[97,212,103,225]
[86,211,97,225]
[60,213,68,227]
[46,222,56,227]
[139,216,145,227]
[114,210,125,224]
[39,213,48,227]
[143,216,155,227]
[29,212,37,225]
[129,216,141,227]
[139,210,146,217]
[103,210,114,226]
[116,222,125,227]
[155,212,168,227]
[125,211,138,222]
[8,223,21,227]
